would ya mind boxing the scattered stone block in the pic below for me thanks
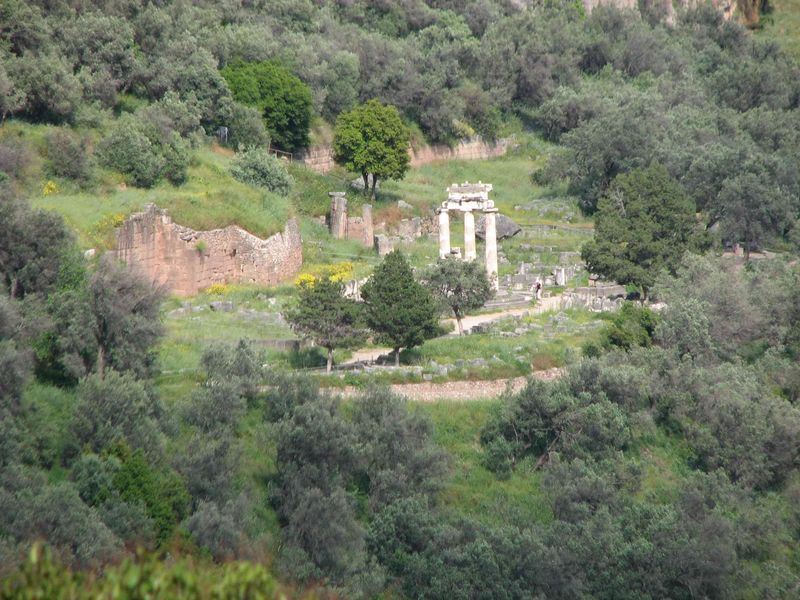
[210,301,234,312]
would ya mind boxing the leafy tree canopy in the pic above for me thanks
[286,277,366,373]
[422,258,494,335]
[333,99,410,200]
[581,164,704,299]
[221,60,312,153]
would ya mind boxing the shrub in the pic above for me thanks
[42,180,59,196]
[221,60,312,152]
[160,132,190,185]
[224,102,270,149]
[97,117,164,187]
[45,127,92,183]
[96,115,190,188]
[0,140,32,180]
[206,283,228,295]
[70,370,164,458]
[230,147,293,195]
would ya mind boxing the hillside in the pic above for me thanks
[2,1,800,598]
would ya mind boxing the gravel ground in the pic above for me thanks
[337,368,565,402]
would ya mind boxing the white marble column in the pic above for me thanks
[463,210,476,261]
[484,208,499,290]
[437,208,450,259]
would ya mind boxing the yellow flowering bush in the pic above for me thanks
[294,273,317,288]
[206,283,229,295]
[42,180,59,196]
[294,263,353,288]
[325,261,353,282]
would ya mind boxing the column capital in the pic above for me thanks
[483,207,499,214]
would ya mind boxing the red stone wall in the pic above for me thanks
[300,137,510,174]
[112,204,303,296]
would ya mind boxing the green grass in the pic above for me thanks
[759,0,800,59]
[29,146,291,249]
[380,134,591,226]
[403,308,603,373]
[420,401,552,527]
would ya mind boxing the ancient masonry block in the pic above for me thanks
[327,192,374,248]
[112,204,303,296]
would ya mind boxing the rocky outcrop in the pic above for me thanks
[112,204,303,296]
[476,214,521,240]
[582,0,738,23]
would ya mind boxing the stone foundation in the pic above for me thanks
[112,204,303,296]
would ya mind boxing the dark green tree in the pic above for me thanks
[221,60,312,153]
[89,257,164,379]
[581,165,701,300]
[285,277,366,373]
[70,370,164,459]
[715,170,793,261]
[0,196,74,299]
[422,258,494,335]
[333,99,410,200]
[360,251,438,366]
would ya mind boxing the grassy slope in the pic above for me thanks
[758,0,800,58]
[421,400,552,527]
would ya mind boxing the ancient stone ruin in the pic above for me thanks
[326,192,439,256]
[328,192,374,247]
[112,204,303,296]
[438,182,500,289]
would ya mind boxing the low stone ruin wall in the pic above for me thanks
[112,204,303,296]
[299,137,510,174]
[559,285,628,312]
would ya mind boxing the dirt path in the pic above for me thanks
[445,295,562,334]
[343,296,563,365]
[335,368,564,402]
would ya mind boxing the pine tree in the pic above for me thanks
[360,251,438,367]
[285,277,366,373]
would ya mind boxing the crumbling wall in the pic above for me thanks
[301,137,510,174]
[327,193,374,248]
[112,204,303,296]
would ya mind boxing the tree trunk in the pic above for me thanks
[456,316,463,335]
[394,347,400,367]
[744,243,751,263]
[9,277,19,299]
[96,345,106,379]
[362,173,369,196]
[326,347,333,374]
[370,175,378,201]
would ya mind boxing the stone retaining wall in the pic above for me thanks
[112,204,303,296]
[299,137,510,174]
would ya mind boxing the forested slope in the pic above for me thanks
[2,1,800,598]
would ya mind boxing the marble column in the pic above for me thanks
[437,208,450,259]
[463,210,477,261]
[329,192,347,239]
[484,208,499,290]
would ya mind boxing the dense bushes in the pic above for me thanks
[45,127,92,184]
[269,380,447,590]
[97,114,189,187]
[221,60,312,153]
[1,544,293,600]
[230,147,293,195]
